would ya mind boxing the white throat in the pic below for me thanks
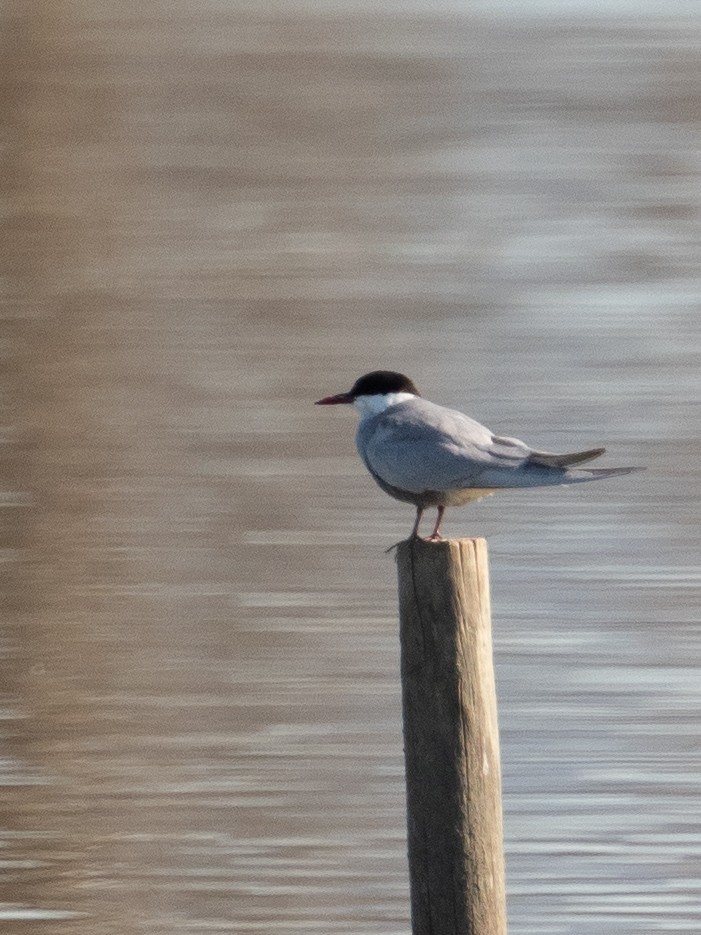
[353,391,415,420]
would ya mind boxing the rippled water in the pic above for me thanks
[1,3,700,934]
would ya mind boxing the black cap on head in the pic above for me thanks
[349,370,420,398]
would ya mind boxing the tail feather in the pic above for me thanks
[568,465,645,482]
[528,446,606,468]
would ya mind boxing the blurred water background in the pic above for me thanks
[1,2,700,933]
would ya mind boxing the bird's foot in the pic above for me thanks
[424,532,444,542]
[385,531,424,553]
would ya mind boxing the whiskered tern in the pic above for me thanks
[316,370,640,540]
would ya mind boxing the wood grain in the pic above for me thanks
[397,537,506,935]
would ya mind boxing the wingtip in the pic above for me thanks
[529,446,606,468]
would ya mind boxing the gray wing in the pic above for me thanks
[357,399,534,493]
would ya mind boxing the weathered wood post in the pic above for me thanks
[396,536,506,935]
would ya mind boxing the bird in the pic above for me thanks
[315,370,641,541]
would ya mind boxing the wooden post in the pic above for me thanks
[396,537,506,935]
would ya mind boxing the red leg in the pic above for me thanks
[410,507,424,538]
[426,505,445,541]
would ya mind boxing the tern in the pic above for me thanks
[316,370,641,540]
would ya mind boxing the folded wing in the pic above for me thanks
[357,399,617,493]
[357,400,533,493]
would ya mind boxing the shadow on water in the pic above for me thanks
[1,3,700,933]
